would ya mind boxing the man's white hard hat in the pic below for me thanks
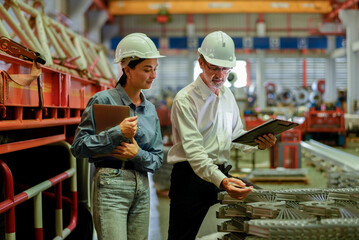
[198,31,236,68]
[114,33,165,65]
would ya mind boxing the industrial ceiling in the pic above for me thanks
[107,0,356,15]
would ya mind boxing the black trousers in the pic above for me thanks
[167,162,221,240]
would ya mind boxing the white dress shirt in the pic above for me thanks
[168,76,258,188]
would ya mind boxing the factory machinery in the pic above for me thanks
[217,187,359,239]
[216,139,359,239]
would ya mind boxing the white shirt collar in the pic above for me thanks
[194,76,225,100]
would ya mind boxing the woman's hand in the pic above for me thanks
[120,116,138,138]
[221,177,252,200]
[111,137,139,159]
[255,133,277,150]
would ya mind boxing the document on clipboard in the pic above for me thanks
[93,104,130,134]
[233,119,299,146]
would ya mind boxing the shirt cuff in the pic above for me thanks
[130,148,143,163]
[211,170,227,189]
[107,125,127,143]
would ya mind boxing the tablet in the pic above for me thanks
[93,104,130,134]
[233,119,299,146]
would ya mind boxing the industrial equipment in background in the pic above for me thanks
[0,1,115,239]
[270,128,302,170]
[301,106,346,146]
[264,81,277,106]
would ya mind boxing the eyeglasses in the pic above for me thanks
[203,60,232,74]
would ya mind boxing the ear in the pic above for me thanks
[124,66,131,78]
[198,57,205,70]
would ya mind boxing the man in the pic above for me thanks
[167,31,277,240]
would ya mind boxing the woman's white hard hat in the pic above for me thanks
[198,31,236,68]
[114,33,165,65]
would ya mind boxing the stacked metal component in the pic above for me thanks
[249,168,308,178]
[217,188,359,239]
[248,168,308,183]
[328,171,359,188]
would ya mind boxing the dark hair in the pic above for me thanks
[116,58,146,87]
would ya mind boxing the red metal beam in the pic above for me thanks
[0,134,65,154]
[326,0,359,21]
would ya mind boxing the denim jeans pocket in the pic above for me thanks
[97,168,122,188]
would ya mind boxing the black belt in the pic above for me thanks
[174,161,231,177]
[94,160,135,170]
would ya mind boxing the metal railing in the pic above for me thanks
[301,139,359,172]
[0,141,77,240]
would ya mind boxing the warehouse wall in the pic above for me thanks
[112,13,323,37]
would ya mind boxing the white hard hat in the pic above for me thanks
[198,31,236,68]
[114,33,165,64]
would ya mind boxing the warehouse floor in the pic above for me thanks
[148,141,359,240]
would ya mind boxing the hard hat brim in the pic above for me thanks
[201,53,236,68]
[114,54,165,64]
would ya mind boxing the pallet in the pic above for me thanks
[250,176,309,184]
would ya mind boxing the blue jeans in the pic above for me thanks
[93,168,150,240]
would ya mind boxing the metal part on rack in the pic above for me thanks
[217,188,359,239]
[246,219,316,239]
[276,208,314,220]
[249,168,308,178]
[217,203,247,218]
[246,201,285,219]
[327,188,359,202]
[328,171,359,188]
[299,200,343,218]
[218,190,276,204]
[301,140,359,172]
[221,232,252,240]
[275,188,328,202]
[218,217,248,233]
[246,218,359,239]
[248,168,308,183]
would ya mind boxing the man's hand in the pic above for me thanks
[221,177,252,200]
[255,133,277,150]
[111,137,139,159]
[120,116,138,138]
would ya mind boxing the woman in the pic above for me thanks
[71,33,165,240]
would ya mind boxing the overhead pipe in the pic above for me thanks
[302,49,307,88]
[256,13,266,37]
[287,13,291,36]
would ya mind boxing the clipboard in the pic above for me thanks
[233,119,299,146]
[93,104,130,134]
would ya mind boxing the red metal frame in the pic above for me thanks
[0,41,108,238]
[304,107,345,133]
[0,52,113,154]
[281,129,302,143]
[282,144,299,168]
